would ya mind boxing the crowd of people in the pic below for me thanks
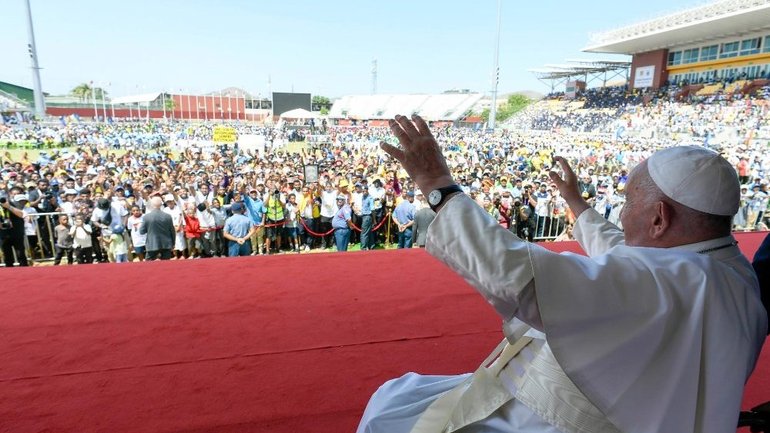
[2,80,770,266]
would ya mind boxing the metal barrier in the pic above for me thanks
[532,215,569,241]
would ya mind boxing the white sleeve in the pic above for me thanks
[572,207,625,257]
[426,194,543,330]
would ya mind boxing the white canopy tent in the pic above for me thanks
[279,108,318,119]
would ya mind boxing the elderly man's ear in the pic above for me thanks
[649,201,673,240]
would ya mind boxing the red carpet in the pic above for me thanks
[1,232,768,433]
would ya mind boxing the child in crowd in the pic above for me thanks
[53,214,74,265]
[127,205,146,261]
[105,225,129,263]
[70,214,93,264]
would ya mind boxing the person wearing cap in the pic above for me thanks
[223,202,257,257]
[331,195,354,252]
[244,187,267,255]
[139,196,175,261]
[357,115,767,433]
[350,182,364,246]
[0,190,30,267]
[391,190,415,249]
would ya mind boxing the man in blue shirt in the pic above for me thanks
[331,195,354,252]
[223,202,256,257]
[244,188,266,255]
[392,191,416,249]
[360,187,375,250]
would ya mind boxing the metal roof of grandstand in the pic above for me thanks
[529,60,631,80]
[111,93,164,104]
[584,0,770,54]
[328,93,483,121]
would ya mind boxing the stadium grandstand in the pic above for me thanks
[328,93,483,126]
[585,0,770,89]
[0,81,33,115]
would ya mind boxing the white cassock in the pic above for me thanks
[357,194,767,433]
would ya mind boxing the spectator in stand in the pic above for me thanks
[244,187,266,255]
[284,193,300,252]
[53,214,73,265]
[162,194,185,259]
[359,186,375,250]
[70,214,93,264]
[209,198,227,257]
[140,196,175,261]
[105,225,129,263]
[224,202,256,257]
[183,203,203,258]
[127,205,146,261]
[319,182,338,249]
[264,189,285,254]
[0,191,29,267]
[392,191,415,249]
[331,195,354,252]
[412,195,436,248]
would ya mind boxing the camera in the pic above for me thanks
[0,197,6,204]
[0,219,10,230]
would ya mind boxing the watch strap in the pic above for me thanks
[430,184,463,212]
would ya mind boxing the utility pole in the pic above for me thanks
[24,0,46,118]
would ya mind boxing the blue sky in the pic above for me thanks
[2,0,698,98]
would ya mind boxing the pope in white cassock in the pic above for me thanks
[356,114,768,433]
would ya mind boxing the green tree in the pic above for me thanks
[312,95,332,112]
[480,94,532,123]
[70,83,108,102]
[71,83,93,102]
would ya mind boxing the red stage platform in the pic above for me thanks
[1,232,768,433]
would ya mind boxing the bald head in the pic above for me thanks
[149,196,162,210]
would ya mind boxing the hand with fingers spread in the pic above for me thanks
[380,114,455,194]
[549,156,590,218]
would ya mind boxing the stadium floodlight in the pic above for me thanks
[24,0,46,118]
[489,0,502,131]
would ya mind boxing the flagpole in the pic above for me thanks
[488,0,502,130]
[100,84,108,121]
[109,83,115,119]
[236,91,241,120]
[90,81,98,121]
[228,92,232,121]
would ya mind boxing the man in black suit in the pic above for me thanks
[139,196,175,260]
[752,233,770,335]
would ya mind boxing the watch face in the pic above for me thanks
[428,190,442,206]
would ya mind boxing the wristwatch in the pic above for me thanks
[428,184,463,212]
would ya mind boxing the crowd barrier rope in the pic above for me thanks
[298,212,391,237]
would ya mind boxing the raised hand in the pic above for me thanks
[379,114,454,194]
[549,156,590,217]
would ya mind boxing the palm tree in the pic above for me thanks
[71,83,93,102]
